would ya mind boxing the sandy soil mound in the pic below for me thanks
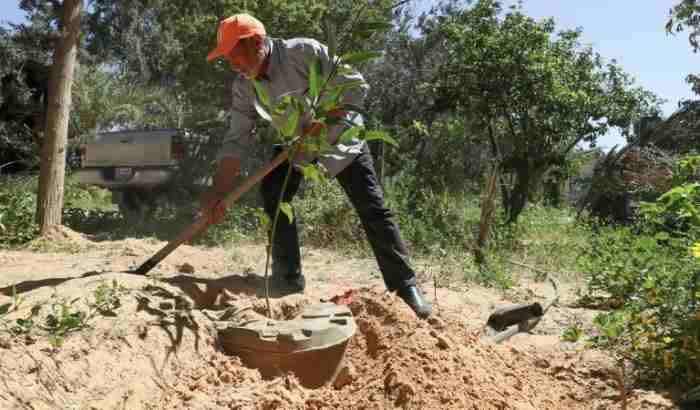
[0,240,679,410]
[155,288,637,410]
[23,225,94,253]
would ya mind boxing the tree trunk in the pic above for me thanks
[36,0,82,233]
[506,164,530,224]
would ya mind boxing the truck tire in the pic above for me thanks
[116,189,156,220]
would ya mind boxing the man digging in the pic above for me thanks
[200,13,432,319]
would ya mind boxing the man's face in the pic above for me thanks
[226,36,267,79]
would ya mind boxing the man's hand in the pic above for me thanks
[302,120,324,137]
[200,157,241,225]
[199,189,227,225]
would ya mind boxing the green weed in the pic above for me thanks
[91,280,128,316]
[1,281,129,349]
[43,294,88,348]
[561,323,584,343]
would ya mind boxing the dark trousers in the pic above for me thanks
[260,146,417,291]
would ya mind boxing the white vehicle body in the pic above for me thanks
[74,128,184,189]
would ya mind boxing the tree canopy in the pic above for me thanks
[425,0,661,222]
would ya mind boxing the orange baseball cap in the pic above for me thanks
[207,14,266,62]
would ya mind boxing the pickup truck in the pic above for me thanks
[74,128,190,218]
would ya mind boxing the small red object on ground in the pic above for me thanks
[329,289,354,305]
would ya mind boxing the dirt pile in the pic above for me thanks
[25,225,94,252]
[0,241,679,410]
[154,289,626,410]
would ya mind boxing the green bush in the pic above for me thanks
[0,174,116,247]
[0,175,38,246]
[579,225,700,387]
[385,171,474,254]
[294,180,366,252]
[578,155,700,388]
[491,205,590,273]
[63,176,114,211]
[578,226,695,304]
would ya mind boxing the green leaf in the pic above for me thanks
[319,85,346,112]
[309,59,321,101]
[299,164,323,183]
[252,81,271,110]
[642,276,656,290]
[48,334,64,348]
[357,21,393,32]
[337,80,367,92]
[363,130,398,147]
[338,126,361,144]
[279,202,294,224]
[655,232,670,241]
[352,30,374,41]
[280,107,301,137]
[336,65,356,76]
[0,303,10,315]
[340,51,381,65]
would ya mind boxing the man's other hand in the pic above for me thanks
[199,189,227,225]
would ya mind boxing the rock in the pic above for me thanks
[219,371,233,384]
[179,263,195,274]
[534,358,550,369]
[137,324,148,339]
[427,316,446,330]
[629,390,676,409]
[159,301,174,310]
[430,330,451,350]
[333,364,356,389]
[174,296,194,310]
[0,337,11,349]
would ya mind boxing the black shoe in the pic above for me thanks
[282,275,306,293]
[271,256,304,293]
[397,285,432,319]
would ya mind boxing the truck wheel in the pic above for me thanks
[117,189,156,220]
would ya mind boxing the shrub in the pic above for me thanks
[578,154,700,388]
[581,226,700,387]
[0,174,116,247]
[0,175,38,246]
[384,171,474,254]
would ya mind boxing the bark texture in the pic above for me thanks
[37,0,82,233]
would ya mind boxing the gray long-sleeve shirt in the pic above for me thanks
[218,37,369,177]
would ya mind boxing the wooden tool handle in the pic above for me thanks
[133,147,291,275]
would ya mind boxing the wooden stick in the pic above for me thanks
[132,147,292,275]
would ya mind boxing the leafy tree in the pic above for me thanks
[70,64,187,137]
[0,27,49,172]
[669,1,700,38]
[668,0,700,59]
[431,0,661,223]
[363,3,492,197]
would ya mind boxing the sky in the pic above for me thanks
[2,1,697,149]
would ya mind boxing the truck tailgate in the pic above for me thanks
[82,129,177,167]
